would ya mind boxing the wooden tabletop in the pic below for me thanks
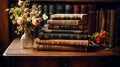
[3,38,120,57]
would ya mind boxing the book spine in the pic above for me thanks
[43,4,49,15]
[81,4,88,13]
[56,4,65,13]
[49,4,56,18]
[74,5,81,14]
[48,25,88,30]
[47,20,88,26]
[65,4,73,13]
[109,10,116,47]
[51,14,87,20]
[113,8,120,47]
[39,33,88,40]
[40,30,87,34]
[88,4,97,35]
[36,39,89,47]
[37,44,88,52]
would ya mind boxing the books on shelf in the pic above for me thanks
[47,20,88,26]
[36,39,89,47]
[51,14,87,20]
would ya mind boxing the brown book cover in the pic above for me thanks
[51,14,87,20]
[48,25,89,30]
[65,4,73,13]
[49,4,56,18]
[40,29,87,34]
[39,33,88,40]
[56,4,65,13]
[81,4,88,13]
[47,20,88,26]
[109,10,116,47]
[74,5,81,14]
[88,4,97,35]
[37,44,88,52]
[36,39,89,47]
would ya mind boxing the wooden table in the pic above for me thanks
[3,38,120,67]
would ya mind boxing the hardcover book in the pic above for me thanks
[51,14,87,20]
[48,25,88,30]
[47,20,88,26]
[36,39,89,47]
[39,33,88,40]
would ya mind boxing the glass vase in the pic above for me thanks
[20,30,33,49]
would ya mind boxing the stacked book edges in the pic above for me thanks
[36,39,89,52]
[37,14,89,52]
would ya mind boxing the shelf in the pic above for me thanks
[3,38,120,57]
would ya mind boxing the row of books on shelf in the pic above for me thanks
[34,7,120,51]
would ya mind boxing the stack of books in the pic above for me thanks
[36,14,90,52]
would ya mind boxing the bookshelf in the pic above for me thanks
[6,0,120,67]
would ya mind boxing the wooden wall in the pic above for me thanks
[0,0,8,54]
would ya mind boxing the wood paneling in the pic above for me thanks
[0,0,8,53]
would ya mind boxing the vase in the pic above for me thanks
[20,30,34,49]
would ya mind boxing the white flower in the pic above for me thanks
[42,14,48,20]
[17,17,24,25]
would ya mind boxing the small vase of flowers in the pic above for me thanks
[6,0,48,48]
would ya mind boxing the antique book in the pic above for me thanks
[36,39,89,47]
[51,14,87,20]
[48,25,88,30]
[49,4,56,18]
[81,4,88,13]
[74,5,81,14]
[109,10,116,47]
[43,4,49,15]
[40,30,87,34]
[37,44,88,52]
[113,8,120,47]
[39,33,88,40]
[88,4,97,35]
[47,20,88,26]
[65,4,74,13]
[56,4,65,13]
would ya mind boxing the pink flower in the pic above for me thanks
[18,1,24,6]
[17,17,24,25]
[32,18,40,26]
[24,8,29,13]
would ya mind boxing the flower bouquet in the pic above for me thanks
[6,0,48,48]
[90,30,109,47]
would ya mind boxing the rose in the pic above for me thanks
[18,1,24,6]
[32,18,40,26]
[17,17,24,25]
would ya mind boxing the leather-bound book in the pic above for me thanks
[88,4,97,35]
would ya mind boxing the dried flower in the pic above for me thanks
[6,0,48,35]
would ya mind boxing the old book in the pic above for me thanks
[40,30,87,34]
[51,14,87,20]
[49,4,56,18]
[65,4,74,13]
[56,4,65,13]
[109,10,116,47]
[43,4,49,14]
[48,25,88,30]
[39,33,88,40]
[36,39,89,47]
[81,4,88,13]
[37,44,88,52]
[74,5,81,14]
[113,8,120,47]
[88,4,97,35]
[47,20,88,26]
